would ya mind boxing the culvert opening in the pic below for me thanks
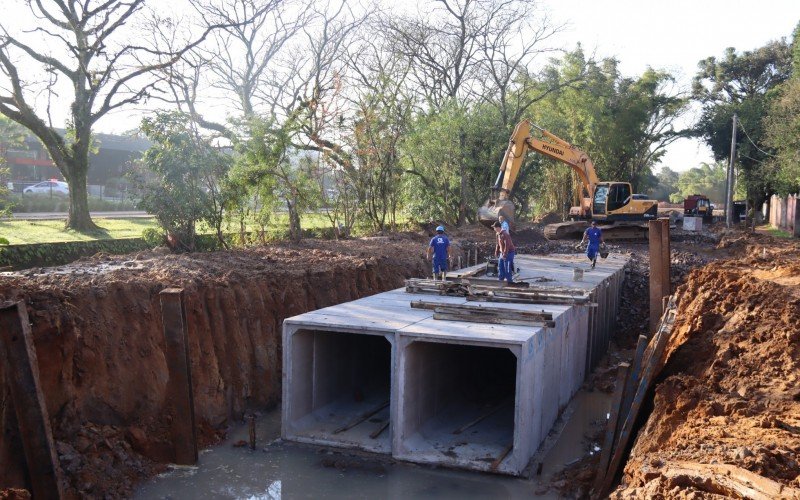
[286,329,392,452]
[399,341,517,468]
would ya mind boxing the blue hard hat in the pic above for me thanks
[436,225,445,232]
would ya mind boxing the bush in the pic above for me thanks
[141,227,165,247]
[0,238,152,270]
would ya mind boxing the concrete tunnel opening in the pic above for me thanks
[398,341,518,470]
[284,329,393,453]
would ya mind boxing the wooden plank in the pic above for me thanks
[462,278,530,288]
[617,335,648,440]
[159,289,198,465]
[591,362,630,497]
[332,400,390,434]
[599,299,676,496]
[466,295,597,306]
[0,301,65,500]
[469,285,589,297]
[412,301,553,320]
[433,312,555,328]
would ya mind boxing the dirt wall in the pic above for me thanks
[0,237,432,497]
[613,239,800,497]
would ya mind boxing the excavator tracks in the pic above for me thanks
[543,221,589,240]
[543,221,650,240]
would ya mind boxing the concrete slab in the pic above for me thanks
[281,253,628,474]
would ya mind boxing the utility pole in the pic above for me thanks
[726,114,738,228]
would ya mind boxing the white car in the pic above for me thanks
[23,181,69,196]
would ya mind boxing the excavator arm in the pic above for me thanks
[479,120,600,226]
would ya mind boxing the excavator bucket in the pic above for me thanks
[477,199,515,228]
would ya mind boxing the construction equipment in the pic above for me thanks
[477,120,658,239]
[683,194,713,223]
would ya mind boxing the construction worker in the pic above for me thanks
[493,221,516,283]
[579,221,605,269]
[498,214,510,233]
[427,225,451,280]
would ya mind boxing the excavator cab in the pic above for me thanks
[592,182,631,216]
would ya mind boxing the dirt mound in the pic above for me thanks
[0,236,430,497]
[613,240,800,497]
[533,212,562,225]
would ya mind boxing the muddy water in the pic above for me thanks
[136,391,611,499]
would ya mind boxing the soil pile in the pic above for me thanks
[613,238,800,497]
[0,236,430,497]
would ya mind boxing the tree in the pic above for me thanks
[762,22,800,197]
[692,41,792,209]
[0,116,28,216]
[0,1,236,230]
[133,112,231,250]
[649,166,680,202]
[672,162,727,204]
[526,48,689,215]
[402,102,506,225]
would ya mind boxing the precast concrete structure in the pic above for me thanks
[281,254,628,475]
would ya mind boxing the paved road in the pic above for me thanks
[11,211,151,220]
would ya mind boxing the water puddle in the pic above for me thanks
[136,390,611,499]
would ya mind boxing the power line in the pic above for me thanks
[737,120,778,158]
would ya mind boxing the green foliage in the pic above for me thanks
[141,227,164,247]
[693,41,792,206]
[132,112,231,251]
[349,82,412,231]
[672,162,728,204]
[0,116,29,216]
[523,47,689,214]
[228,115,320,241]
[763,67,800,196]
[401,102,507,225]
[793,21,800,75]
[649,167,680,202]
[0,238,152,270]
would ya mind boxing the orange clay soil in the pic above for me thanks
[0,236,433,498]
[612,237,800,498]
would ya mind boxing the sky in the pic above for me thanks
[537,0,800,172]
[2,0,800,173]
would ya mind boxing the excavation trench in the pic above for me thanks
[0,238,433,497]
[1,226,725,498]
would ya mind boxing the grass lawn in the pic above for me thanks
[760,225,794,238]
[0,218,158,245]
[0,212,349,245]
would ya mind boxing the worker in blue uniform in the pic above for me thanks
[579,221,605,269]
[427,225,451,280]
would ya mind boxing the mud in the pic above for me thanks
[0,236,432,497]
[613,235,800,497]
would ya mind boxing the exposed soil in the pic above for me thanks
[0,236,433,498]
[612,234,800,497]
[1,222,796,498]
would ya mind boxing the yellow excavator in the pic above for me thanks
[477,120,658,239]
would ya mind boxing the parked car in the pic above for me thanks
[23,181,69,196]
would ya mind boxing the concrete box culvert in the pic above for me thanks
[282,328,394,453]
[282,254,628,474]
